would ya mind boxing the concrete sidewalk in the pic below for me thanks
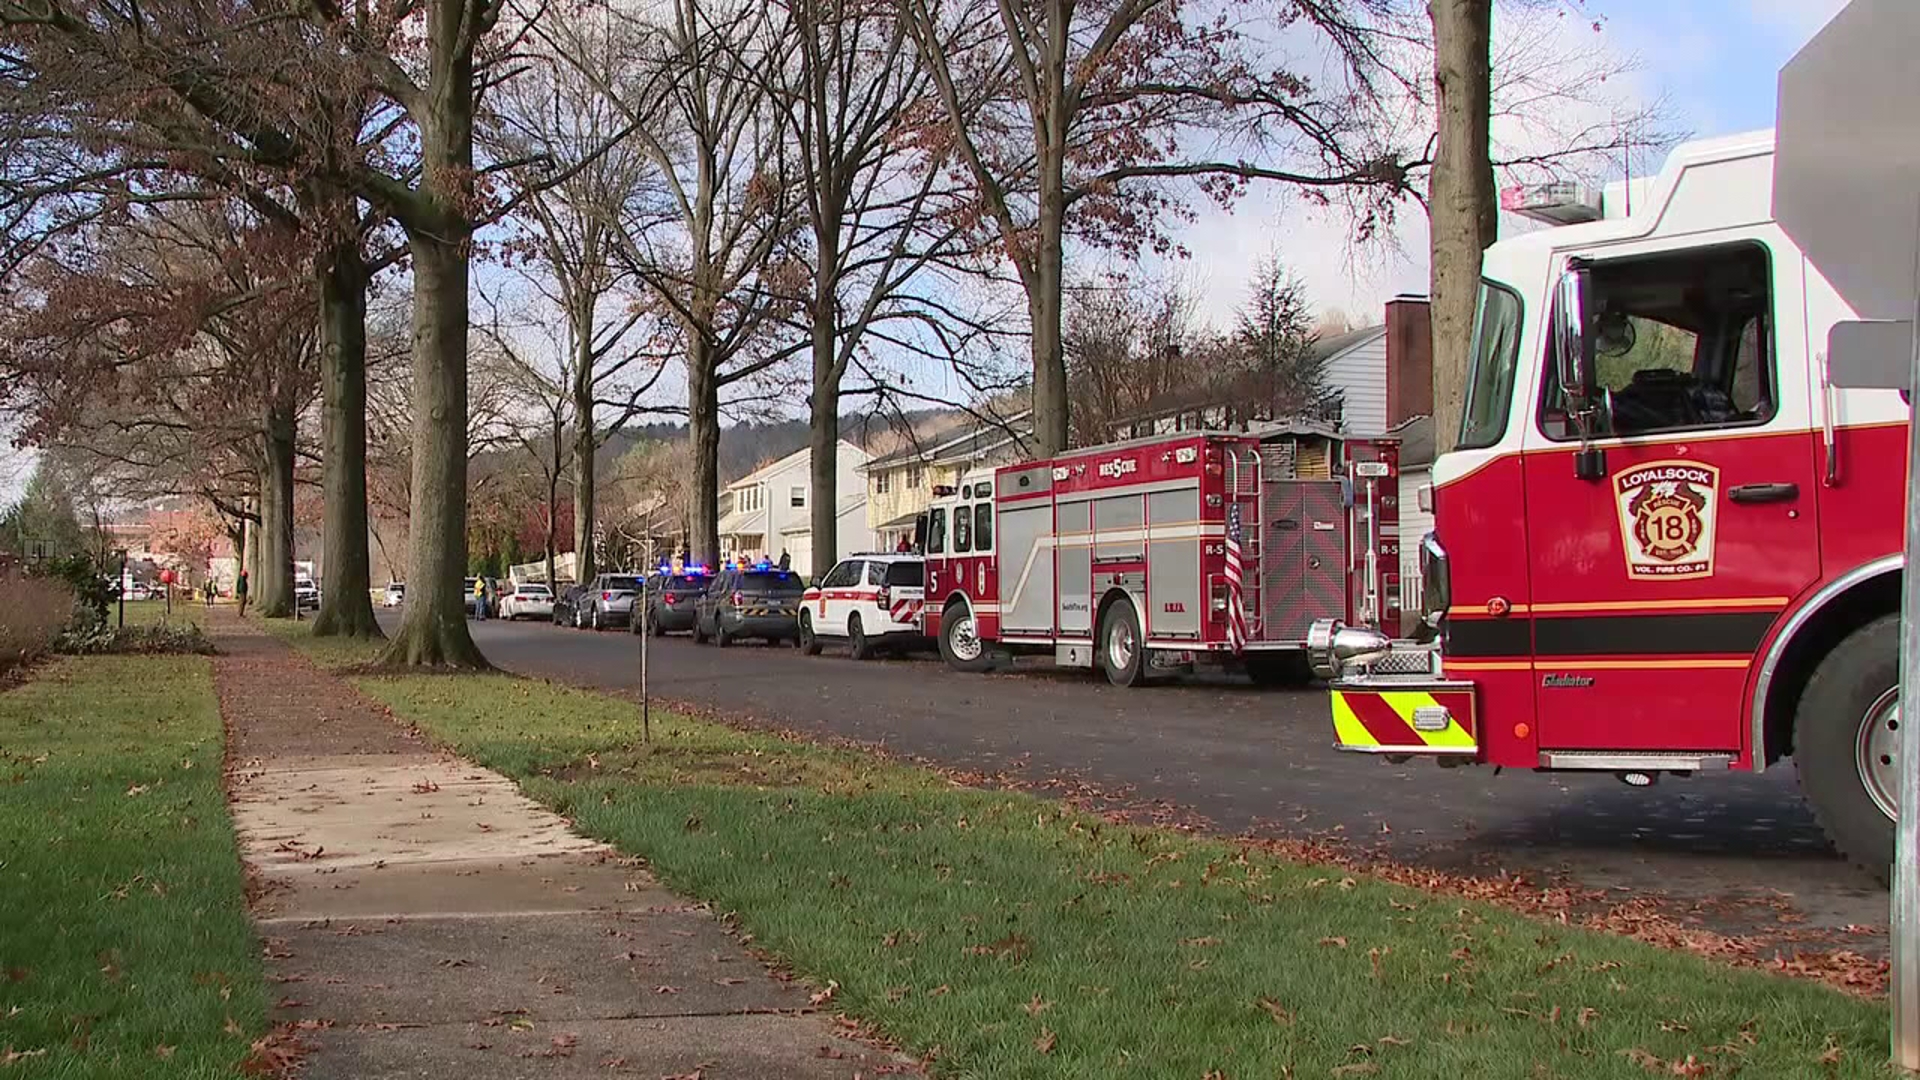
[214,621,910,1078]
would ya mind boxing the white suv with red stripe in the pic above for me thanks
[798,554,927,660]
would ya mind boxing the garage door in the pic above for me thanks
[786,534,813,578]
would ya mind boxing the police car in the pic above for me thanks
[692,562,806,646]
[798,553,927,660]
[631,565,711,636]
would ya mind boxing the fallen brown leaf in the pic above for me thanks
[1023,994,1051,1017]
[1318,936,1348,949]
[1033,1028,1056,1055]
[1257,997,1294,1025]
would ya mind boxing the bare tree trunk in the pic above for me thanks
[243,501,258,584]
[571,353,597,583]
[257,404,297,618]
[1428,0,1497,456]
[687,338,721,568]
[809,317,838,577]
[376,232,486,667]
[546,412,562,589]
[312,244,383,638]
[1030,130,1069,455]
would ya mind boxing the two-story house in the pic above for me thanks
[716,440,870,575]
[860,410,1034,550]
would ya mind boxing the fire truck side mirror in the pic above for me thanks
[1553,263,1598,409]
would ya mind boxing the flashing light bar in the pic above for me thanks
[1500,181,1602,227]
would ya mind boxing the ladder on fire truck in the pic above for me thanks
[1224,446,1264,637]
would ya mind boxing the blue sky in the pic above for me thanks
[0,0,1859,507]
[1597,0,1845,134]
[1178,0,1851,326]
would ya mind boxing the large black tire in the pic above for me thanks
[650,608,666,637]
[590,605,604,632]
[938,602,993,673]
[716,622,734,648]
[848,614,873,661]
[692,614,710,644]
[1100,601,1146,688]
[1796,613,1898,885]
[1246,650,1315,688]
[799,610,823,655]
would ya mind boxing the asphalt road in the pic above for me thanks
[438,612,1888,951]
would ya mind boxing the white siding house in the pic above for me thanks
[716,440,871,575]
[1320,327,1389,436]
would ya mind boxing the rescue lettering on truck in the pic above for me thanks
[1308,130,1908,883]
[922,428,1399,688]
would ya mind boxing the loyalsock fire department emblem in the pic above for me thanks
[1612,460,1719,580]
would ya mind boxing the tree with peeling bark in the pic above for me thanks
[899,0,1417,455]
[1300,0,1670,451]
[0,0,402,639]
[756,0,996,580]
[489,39,675,586]
[546,0,806,567]
[1427,0,1497,455]
[0,200,318,615]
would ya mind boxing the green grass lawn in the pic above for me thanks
[0,656,266,1077]
[115,597,205,628]
[250,622,1898,1080]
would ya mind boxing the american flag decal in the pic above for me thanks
[1225,502,1249,653]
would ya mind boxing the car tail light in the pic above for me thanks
[875,586,890,608]
[602,591,612,601]
[662,593,676,606]
[733,590,745,606]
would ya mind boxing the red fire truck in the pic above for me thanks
[922,427,1399,686]
[1308,130,1909,881]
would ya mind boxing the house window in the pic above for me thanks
[790,485,805,508]
[874,472,891,495]
[906,465,923,489]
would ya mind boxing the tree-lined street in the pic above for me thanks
[456,615,1889,955]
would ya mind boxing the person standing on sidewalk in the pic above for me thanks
[473,576,488,621]
[203,579,216,607]
[235,569,250,618]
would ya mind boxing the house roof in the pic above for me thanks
[862,409,1034,471]
[717,507,767,536]
[1389,414,1437,468]
[726,439,866,491]
[1123,324,1386,424]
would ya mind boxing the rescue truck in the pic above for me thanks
[1307,130,1908,881]
[922,427,1400,686]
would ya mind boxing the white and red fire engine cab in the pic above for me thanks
[921,427,1399,686]
[1310,129,1910,881]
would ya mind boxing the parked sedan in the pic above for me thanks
[499,582,554,621]
[581,573,642,631]
[632,569,710,636]
[693,566,806,646]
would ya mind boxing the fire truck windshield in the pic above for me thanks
[1457,280,1525,450]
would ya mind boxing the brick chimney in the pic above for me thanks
[1384,294,1432,429]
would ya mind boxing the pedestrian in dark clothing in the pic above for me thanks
[235,569,250,618]
[895,535,911,553]
[203,579,216,607]
[778,550,790,571]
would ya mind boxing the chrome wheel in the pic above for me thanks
[1106,614,1136,672]
[1855,686,1901,820]
[948,613,982,662]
